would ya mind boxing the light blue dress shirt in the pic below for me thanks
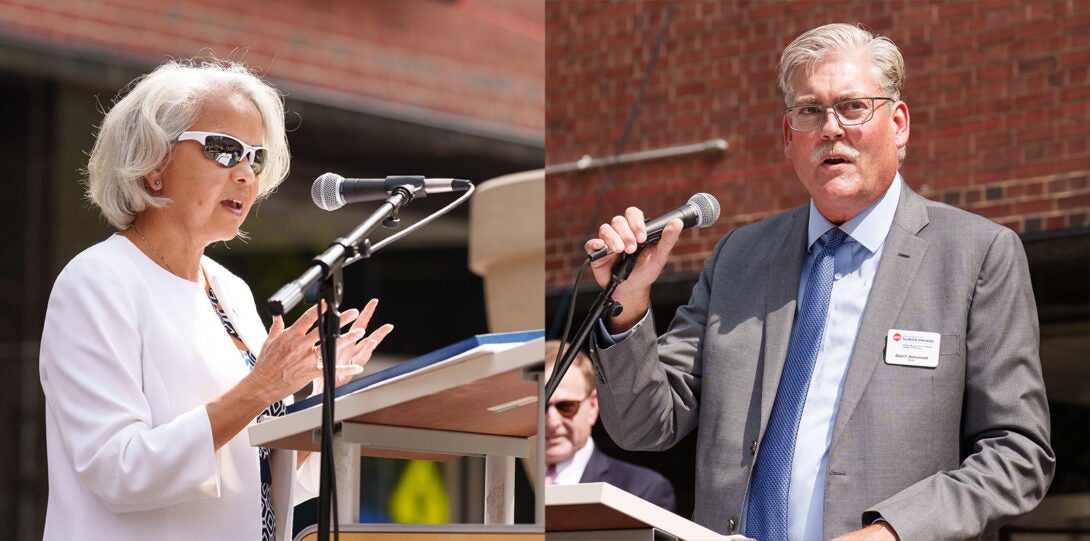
[781,174,901,541]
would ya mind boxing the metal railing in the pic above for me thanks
[545,138,728,174]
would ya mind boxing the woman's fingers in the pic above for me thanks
[347,323,395,365]
[289,302,321,336]
[301,298,381,338]
[298,299,394,387]
[331,299,384,351]
[268,315,285,340]
[332,363,364,385]
[336,308,360,330]
[349,299,380,333]
[368,322,395,345]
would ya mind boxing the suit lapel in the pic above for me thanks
[759,206,809,430]
[829,184,930,449]
[579,447,609,483]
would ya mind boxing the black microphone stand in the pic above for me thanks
[544,249,640,401]
[268,186,417,541]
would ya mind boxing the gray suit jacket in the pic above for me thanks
[591,183,1054,540]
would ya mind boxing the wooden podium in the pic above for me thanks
[247,332,546,540]
[546,483,752,541]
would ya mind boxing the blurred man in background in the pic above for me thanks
[545,340,675,512]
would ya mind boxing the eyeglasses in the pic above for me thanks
[785,97,895,132]
[548,396,589,419]
[177,131,267,175]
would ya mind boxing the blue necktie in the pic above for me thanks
[746,227,847,541]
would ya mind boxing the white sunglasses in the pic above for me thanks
[177,131,267,175]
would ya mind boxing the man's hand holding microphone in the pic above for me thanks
[583,193,720,334]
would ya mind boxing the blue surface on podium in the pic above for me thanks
[287,329,545,413]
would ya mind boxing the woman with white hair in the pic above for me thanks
[39,58,393,541]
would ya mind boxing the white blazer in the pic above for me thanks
[40,234,318,541]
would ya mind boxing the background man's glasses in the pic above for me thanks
[785,97,895,132]
[177,131,267,175]
[548,396,588,418]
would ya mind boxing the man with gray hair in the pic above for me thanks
[585,23,1053,540]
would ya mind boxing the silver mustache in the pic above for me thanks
[812,141,861,165]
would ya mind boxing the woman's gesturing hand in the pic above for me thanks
[253,299,394,405]
[313,298,395,388]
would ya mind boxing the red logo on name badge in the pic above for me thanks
[893,333,902,341]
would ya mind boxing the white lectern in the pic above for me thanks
[248,331,546,539]
[546,483,752,541]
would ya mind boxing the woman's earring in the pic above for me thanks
[154,179,161,187]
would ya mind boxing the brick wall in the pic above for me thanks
[545,0,1090,291]
[0,0,544,132]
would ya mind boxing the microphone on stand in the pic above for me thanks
[311,173,473,211]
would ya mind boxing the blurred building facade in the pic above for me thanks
[0,0,543,538]
[545,0,1090,533]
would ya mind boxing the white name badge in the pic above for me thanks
[885,329,941,368]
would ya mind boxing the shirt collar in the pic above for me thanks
[554,437,596,482]
[806,172,903,254]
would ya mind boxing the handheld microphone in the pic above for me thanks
[311,173,473,211]
[588,192,721,262]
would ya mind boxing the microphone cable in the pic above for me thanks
[548,0,678,338]
[341,182,475,268]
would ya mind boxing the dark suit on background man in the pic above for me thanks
[579,443,675,512]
